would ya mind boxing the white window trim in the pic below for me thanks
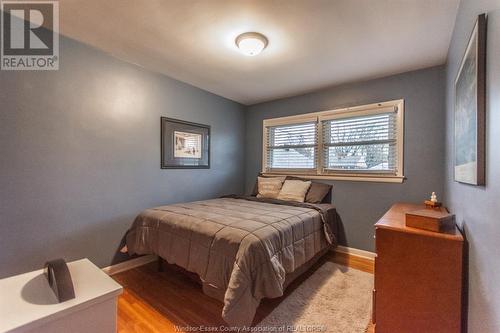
[262,99,405,183]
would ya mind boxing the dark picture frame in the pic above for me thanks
[454,14,486,185]
[161,117,210,169]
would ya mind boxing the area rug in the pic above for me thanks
[256,262,373,333]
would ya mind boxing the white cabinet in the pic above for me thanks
[0,259,123,333]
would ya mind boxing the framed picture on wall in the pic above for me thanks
[161,117,210,169]
[454,13,486,185]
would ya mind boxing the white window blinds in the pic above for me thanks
[265,122,317,171]
[322,109,398,174]
[261,100,404,182]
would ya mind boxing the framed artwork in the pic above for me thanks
[454,14,486,185]
[161,117,210,169]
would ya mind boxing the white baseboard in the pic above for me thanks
[334,245,376,260]
[102,254,157,276]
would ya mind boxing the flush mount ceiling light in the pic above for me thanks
[235,32,268,56]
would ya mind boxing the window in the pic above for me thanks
[321,108,398,174]
[262,100,404,183]
[266,121,317,172]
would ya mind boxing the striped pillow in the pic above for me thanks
[277,180,312,202]
[256,176,284,199]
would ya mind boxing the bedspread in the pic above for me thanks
[126,196,337,326]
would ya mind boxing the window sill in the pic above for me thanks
[262,173,406,183]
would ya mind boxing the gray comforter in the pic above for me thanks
[126,196,337,326]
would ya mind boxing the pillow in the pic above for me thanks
[251,174,286,196]
[256,176,284,199]
[284,176,332,204]
[305,182,332,204]
[277,180,312,202]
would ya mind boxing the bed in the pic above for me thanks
[125,194,339,327]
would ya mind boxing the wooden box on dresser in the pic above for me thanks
[373,203,466,333]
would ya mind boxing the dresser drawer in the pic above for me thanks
[374,203,464,333]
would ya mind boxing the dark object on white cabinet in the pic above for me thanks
[44,258,75,302]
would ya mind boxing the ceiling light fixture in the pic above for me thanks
[235,32,268,56]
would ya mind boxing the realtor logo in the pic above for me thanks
[1,0,59,70]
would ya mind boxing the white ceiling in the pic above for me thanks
[59,0,459,105]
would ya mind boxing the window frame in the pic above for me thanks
[262,99,405,183]
[262,114,319,175]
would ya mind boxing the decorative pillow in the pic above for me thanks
[284,176,332,204]
[277,180,312,202]
[256,176,284,199]
[251,175,286,196]
[305,182,332,204]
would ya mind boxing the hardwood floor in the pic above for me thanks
[113,251,374,333]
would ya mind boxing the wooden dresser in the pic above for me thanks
[373,203,465,333]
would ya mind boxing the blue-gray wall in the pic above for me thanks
[245,66,446,252]
[0,36,246,278]
[444,1,500,331]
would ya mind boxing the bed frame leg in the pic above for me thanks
[157,256,164,272]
